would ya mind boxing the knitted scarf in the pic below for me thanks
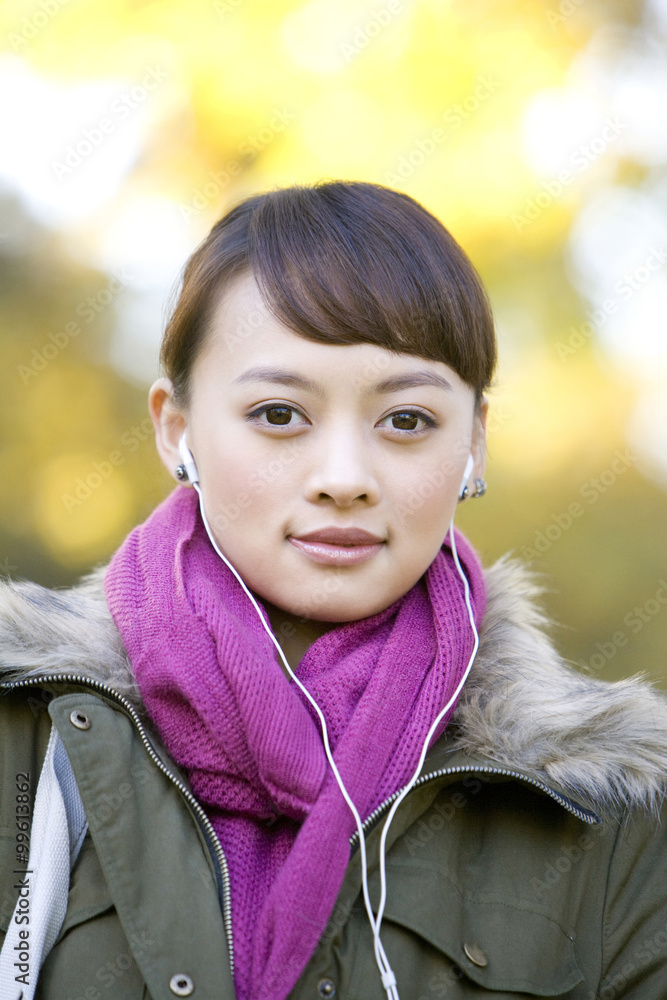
[104,485,486,1000]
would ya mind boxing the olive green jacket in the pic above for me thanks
[0,556,666,999]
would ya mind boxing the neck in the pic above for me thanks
[258,598,341,676]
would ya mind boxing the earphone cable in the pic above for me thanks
[371,521,479,974]
[188,458,478,1000]
[192,481,383,978]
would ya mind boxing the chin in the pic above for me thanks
[310,598,390,623]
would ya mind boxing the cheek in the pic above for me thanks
[388,463,460,537]
[201,439,296,542]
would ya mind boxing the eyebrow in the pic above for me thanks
[231,365,453,396]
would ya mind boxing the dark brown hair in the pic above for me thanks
[160,180,496,408]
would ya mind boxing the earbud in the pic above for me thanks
[178,431,200,485]
[459,453,475,498]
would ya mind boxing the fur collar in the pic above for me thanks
[0,555,665,817]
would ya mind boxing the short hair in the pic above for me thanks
[160,180,497,408]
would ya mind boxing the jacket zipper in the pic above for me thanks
[350,763,600,850]
[0,673,235,976]
[2,675,600,967]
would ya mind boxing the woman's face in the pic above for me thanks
[151,272,486,623]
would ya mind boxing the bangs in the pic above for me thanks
[247,182,495,392]
[161,180,496,407]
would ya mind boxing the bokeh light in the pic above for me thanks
[0,0,665,686]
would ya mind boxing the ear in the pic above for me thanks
[148,378,190,485]
[472,396,488,480]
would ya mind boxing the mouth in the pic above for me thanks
[288,526,385,566]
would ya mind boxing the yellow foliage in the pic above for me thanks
[33,451,133,568]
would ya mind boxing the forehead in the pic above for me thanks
[196,272,469,395]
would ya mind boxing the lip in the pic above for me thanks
[292,526,384,545]
[288,526,385,566]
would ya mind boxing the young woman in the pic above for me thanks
[0,181,665,1000]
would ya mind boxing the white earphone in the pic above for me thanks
[176,430,479,1000]
[459,452,475,496]
[178,432,200,485]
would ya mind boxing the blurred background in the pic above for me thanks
[0,0,665,686]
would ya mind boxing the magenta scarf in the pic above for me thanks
[104,485,485,1000]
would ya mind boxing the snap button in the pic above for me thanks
[463,941,488,967]
[317,978,336,998]
[169,974,194,996]
[69,710,91,730]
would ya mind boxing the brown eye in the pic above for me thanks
[265,406,293,425]
[391,411,420,431]
[247,403,309,429]
[377,409,436,435]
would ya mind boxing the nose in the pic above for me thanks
[302,425,381,508]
